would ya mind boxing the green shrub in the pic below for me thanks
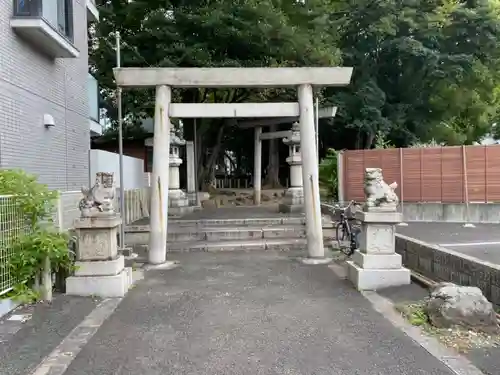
[319,148,338,200]
[0,169,74,302]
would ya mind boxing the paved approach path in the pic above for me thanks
[62,250,456,375]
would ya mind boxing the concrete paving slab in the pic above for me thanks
[397,222,500,264]
[63,250,456,375]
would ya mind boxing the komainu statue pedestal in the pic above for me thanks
[66,216,132,298]
[347,168,410,290]
[66,172,133,298]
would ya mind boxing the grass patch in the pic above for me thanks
[395,302,429,326]
[395,301,500,353]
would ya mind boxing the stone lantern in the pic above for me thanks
[279,122,304,213]
[168,131,192,216]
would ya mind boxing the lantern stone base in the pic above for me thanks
[186,192,203,211]
[169,189,194,216]
[186,192,197,206]
[278,187,304,213]
[346,210,410,290]
[66,216,133,298]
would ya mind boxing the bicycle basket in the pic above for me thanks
[333,204,358,221]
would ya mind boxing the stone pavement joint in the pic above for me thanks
[29,298,122,375]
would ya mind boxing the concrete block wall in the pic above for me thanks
[396,234,500,306]
[0,0,90,191]
[322,202,500,224]
[402,203,500,223]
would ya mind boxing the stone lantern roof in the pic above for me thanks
[283,122,300,146]
[170,130,186,146]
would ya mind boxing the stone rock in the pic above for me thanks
[218,190,237,196]
[425,282,499,333]
[201,199,217,209]
[261,194,271,202]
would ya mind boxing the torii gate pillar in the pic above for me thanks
[114,67,353,265]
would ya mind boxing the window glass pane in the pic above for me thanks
[57,0,66,35]
[42,0,58,26]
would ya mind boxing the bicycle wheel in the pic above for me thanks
[348,226,361,256]
[335,221,352,256]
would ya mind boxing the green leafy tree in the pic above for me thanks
[324,0,500,149]
[91,0,342,185]
[319,149,338,200]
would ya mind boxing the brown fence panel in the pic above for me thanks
[343,144,500,203]
[343,150,365,201]
[344,148,401,201]
[401,148,422,202]
[380,148,401,198]
[466,145,486,202]
[441,146,463,203]
[421,148,443,202]
[485,146,500,202]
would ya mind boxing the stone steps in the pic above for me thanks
[169,237,307,252]
[126,224,335,245]
[130,238,307,257]
[124,215,335,257]
[167,216,307,227]
[167,225,306,242]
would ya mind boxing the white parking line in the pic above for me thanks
[439,241,500,247]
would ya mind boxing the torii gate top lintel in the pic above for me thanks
[143,66,354,264]
[113,67,353,88]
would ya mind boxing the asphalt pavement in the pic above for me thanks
[397,222,500,264]
[60,250,457,375]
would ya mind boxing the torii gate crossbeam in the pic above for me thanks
[113,67,353,266]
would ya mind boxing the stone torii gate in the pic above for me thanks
[237,106,337,206]
[113,67,353,266]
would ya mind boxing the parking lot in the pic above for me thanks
[397,222,500,264]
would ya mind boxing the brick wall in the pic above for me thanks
[0,0,90,190]
[396,234,500,306]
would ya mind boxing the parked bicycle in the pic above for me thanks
[334,200,361,256]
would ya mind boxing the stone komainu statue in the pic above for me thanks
[79,172,116,217]
[363,167,399,211]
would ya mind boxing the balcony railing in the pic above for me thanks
[88,73,99,122]
[13,0,74,42]
[86,0,99,22]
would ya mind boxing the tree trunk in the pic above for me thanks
[200,121,226,188]
[224,151,237,172]
[196,127,205,190]
[364,132,375,149]
[263,125,281,188]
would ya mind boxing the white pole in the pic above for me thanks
[337,150,344,203]
[148,85,172,264]
[462,145,475,228]
[298,85,325,260]
[397,147,408,226]
[253,126,262,205]
[315,96,319,163]
[193,118,200,206]
[116,32,126,249]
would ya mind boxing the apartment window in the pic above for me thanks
[56,0,73,41]
[13,0,74,41]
